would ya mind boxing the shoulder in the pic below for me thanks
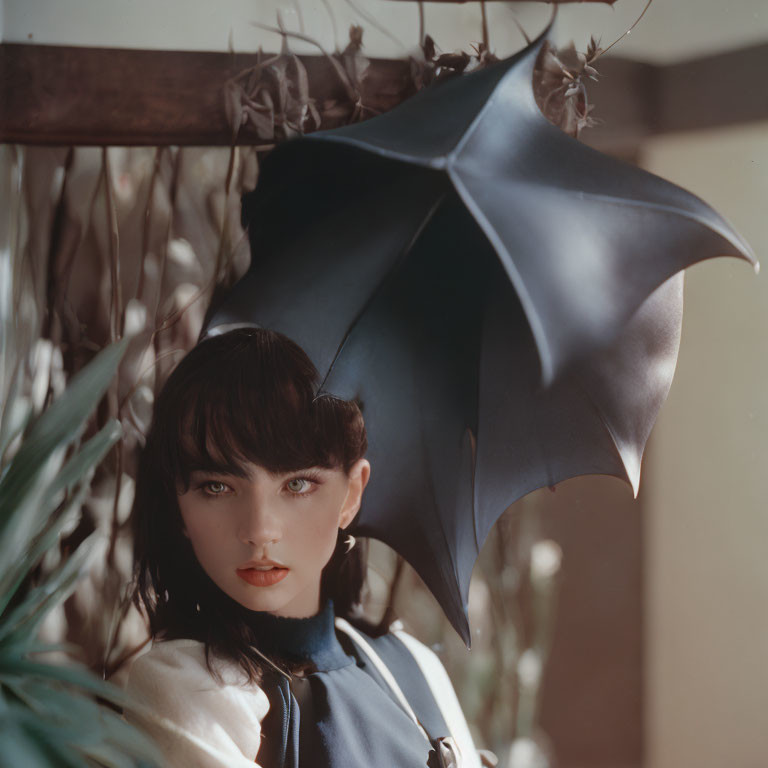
[125,639,269,768]
[128,638,250,687]
[127,638,266,705]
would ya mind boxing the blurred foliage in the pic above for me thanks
[0,145,159,765]
[0,344,159,768]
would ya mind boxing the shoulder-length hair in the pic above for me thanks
[132,327,374,683]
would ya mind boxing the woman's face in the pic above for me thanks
[177,458,370,618]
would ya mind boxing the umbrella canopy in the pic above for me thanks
[203,26,755,644]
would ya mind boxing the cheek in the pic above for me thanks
[183,511,222,537]
[292,499,343,562]
[178,503,230,561]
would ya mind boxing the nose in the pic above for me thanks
[236,493,281,549]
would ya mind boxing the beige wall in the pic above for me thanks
[3,0,767,62]
[641,122,768,768]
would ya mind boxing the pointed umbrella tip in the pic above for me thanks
[625,449,642,497]
[446,601,473,649]
[706,209,757,268]
[734,235,759,269]
[461,626,472,651]
[625,470,640,500]
[451,611,472,649]
[612,440,642,499]
[721,240,759,273]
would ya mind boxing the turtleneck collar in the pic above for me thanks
[245,599,353,672]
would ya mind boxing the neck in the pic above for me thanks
[265,584,322,619]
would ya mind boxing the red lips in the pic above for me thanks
[236,566,289,587]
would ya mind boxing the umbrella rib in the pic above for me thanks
[493,176,754,263]
[466,427,481,559]
[316,191,449,393]
[448,24,548,165]
[309,134,448,171]
[448,170,555,384]
[570,191,756,261]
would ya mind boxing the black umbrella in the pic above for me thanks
[203,27,755,644]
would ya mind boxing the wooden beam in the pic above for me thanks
[2,41,767,148]
[584,42,768,154]
[658,42,768,133]
[0,43,413,146]
[581,56,659,155]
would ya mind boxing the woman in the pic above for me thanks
[125,327,481,768]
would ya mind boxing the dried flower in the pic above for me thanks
[533,40,601,138]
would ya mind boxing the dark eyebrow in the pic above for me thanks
[186,460,250,479]
[186,462,332,481]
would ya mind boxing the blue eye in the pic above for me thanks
[201,481,229,496]
[287,478,312,494]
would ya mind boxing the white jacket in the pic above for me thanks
[124,624,480,768]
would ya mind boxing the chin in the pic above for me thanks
[231,589,286,613]
[225,582,293,615]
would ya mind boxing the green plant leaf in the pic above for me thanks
[0,337,128,567]
[0,363,30,464]
[21,719,91,768]
[48,419,122,505]
[0,538,93,646]
[1,679,159,768]
[0,716,77,768]
[0,657,129,709]
[0,420,121,615]
[0,335,161,768]
[79,709,160,767]
[14,678,109,740]
[0,481,90,618]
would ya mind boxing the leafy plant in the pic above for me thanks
[0,337,159,768]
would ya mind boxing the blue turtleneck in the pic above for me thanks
[245,599,353,672]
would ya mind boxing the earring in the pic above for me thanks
[344,534,356,553]
[195,602,201,613]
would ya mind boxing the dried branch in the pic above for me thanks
[101,149,122,342]
[152,148,182,331]
[136,147,165,304]
[42,148,74,346]
[597,0,654,60]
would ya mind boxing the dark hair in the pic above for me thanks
[131,327,372,682]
